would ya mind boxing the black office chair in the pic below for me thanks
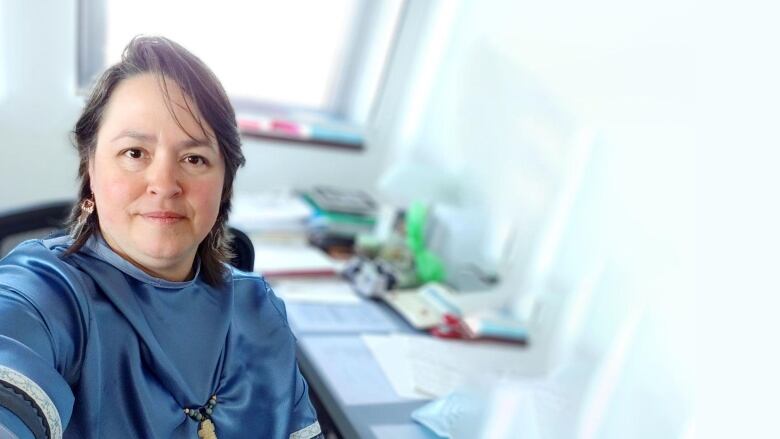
[0,201,255,272]
[226,228,254,272]
[0,200,73,257]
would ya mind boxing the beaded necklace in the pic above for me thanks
[184,394,218,439]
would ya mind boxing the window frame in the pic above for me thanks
[76,0,409,150]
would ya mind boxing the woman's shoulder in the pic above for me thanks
[227,266,270,297]
[0,236,92,339]
[4,234,72,255]
[227,267,292,329]
[0,235,82,279]
[0,236,97,316]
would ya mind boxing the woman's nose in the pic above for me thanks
[146,156,182,198]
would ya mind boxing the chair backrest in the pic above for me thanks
[0,200,73,257]
[227,227,255,272]
[0,201,255,272]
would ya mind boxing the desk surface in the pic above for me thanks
[286,296,441,439]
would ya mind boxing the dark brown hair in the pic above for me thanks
[65,35,246,285]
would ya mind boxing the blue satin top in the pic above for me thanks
[0,235,320,439]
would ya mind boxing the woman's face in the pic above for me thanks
[89,73,225,281]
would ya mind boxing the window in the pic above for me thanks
[78,0,406,149]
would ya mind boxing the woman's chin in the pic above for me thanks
[128,248,196,281]
[140,245,193,263]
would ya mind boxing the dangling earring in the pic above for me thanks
[71,196,95,239]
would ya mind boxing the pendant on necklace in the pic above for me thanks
[185,395,219,439]
[198,418,217,439]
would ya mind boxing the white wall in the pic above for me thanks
[0,1,82,210]
[394,0,698,436]
[0,0,397,212]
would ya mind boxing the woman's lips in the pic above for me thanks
[140,211,186,224]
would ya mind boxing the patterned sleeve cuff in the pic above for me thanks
[289,420,322,439]
[0,366,62,439]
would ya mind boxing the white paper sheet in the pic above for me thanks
[362,335,430,400]
[273,278,360,304]
[362,334,544,399]
[287,301,399,334]
[252,244,342,276]
[299,336,411,406]
[230,191,312,231]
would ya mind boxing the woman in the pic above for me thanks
[0,36,321,439]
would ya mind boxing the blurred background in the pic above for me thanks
[2,0,768,437]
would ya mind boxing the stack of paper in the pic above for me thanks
[272,278,360,304]
[252,244,343,278]
[230,191,313,244]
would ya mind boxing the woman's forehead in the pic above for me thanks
[100,73,216,144]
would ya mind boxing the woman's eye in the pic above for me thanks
[184,155,208,166]
[123,149,144,159]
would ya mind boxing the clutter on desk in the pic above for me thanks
[229,190,313,245]
[381,288,446,329]
[381,282,523,339]
[302,186,378,253]
[405,202,446,283]
[431,313,528,345]
[302,186,377,216]
[382,283,459,329]
[231,187,379,251]
[341,256,400,298]
[340,201,449,298]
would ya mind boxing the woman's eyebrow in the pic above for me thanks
[177,137,216,150]
[111,129,155,143]
[110,129,215,149]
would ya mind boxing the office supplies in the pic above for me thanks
[306,207,376,252]
[406,202,446,283]
[462,312,528,342]
[342,256,399,297]
[383,283,508,330]
[382,287,448,329]
[429,314,469,339]
[430,313,528,344]
[303,186,377,216]
[383,283,462,329]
